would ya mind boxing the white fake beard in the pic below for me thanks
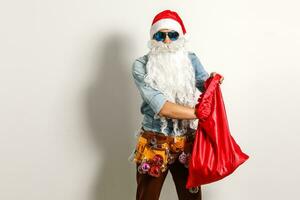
[145,36,200,136]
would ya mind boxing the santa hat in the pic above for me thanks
[150,10,188,40]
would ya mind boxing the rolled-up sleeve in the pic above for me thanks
[131,59,167,115]
[189,52,210,92]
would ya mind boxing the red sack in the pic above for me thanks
[186,73,249,188]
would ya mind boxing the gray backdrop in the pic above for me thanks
[1,0,299,199]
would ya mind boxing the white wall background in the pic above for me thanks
[1,0,299,199]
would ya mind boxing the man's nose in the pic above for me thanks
[163,36,171,43]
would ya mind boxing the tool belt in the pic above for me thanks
[132,127,196,177]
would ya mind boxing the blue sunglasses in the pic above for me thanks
[152,31,179,42]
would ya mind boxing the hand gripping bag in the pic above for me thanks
[186,73,249,189]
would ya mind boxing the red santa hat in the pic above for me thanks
[150,10,187,39]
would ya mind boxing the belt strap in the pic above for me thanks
[140,128,196,143]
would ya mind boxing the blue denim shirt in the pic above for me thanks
[131,51,210,135]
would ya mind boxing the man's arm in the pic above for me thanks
[189,52,210,92]
[132,59,167,116]
[158,101,197,120]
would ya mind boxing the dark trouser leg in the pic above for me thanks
[169,159,202,200]
[136,163,168,200]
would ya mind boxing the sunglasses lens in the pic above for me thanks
[168,31,179,41]
[153,32,165,41]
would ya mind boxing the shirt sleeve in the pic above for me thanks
[189,52,210,93]
[131,59,168,116]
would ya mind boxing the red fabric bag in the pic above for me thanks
[186,73,249,188]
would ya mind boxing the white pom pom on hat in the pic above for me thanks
[150,10,188,40]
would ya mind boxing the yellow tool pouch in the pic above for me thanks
[131,128,195,177]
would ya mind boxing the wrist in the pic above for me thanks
[193,108,198,119]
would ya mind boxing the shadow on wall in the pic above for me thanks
[85,33,136,200]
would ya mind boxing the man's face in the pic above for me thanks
[157,29,173,44]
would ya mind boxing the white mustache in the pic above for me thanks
[147,36,187,53]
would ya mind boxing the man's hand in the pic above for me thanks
[210,72,224,84]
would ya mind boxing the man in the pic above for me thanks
[130,10,224,200]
